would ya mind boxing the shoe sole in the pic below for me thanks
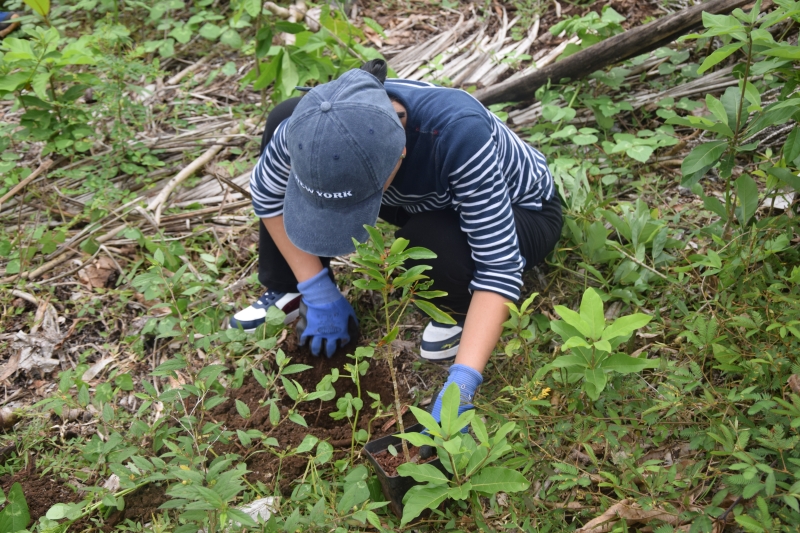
[231,308,300,333]
[419,344,459,361]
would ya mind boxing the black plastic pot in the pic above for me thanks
[363,423,445,518]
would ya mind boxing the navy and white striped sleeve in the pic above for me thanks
[441,115,525,301]
[250,119,292,218]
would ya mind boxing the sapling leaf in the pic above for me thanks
[0,483,29,531]
[471,416,489,446]
[398,432,436,447]
[23,0,50,17]
[235,400,250,419]
[553,306,593,339]
[601,313,652,341]
[405,247,438,260]
[415,300,456,325]
[562,336,592,350]
[584,368,608,399]
[768,167,800,190]
[389,237,409,255]
[363,225,384,250]
[697,42,744,74]
[471,466,530,494]
[465,445,489,477]
[288,412,307,427]
[451,409,475,435]
[401,485,450,525]
[440,383,461,437]
[296,434,319,453]
[681,141,728,186]
[409,406,442,437]
[600,353,659,373]
[397,463,448,484]
[735,174,759,227]
[784,127,800,163]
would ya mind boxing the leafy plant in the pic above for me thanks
[396,386,530,527]
[535,288,657,400]
[351,225,454,461]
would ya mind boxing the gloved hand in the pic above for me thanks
[296,268,358,358]
[420,363,483,459]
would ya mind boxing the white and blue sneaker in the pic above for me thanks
[229,289,302,332]
[419,319,466,361]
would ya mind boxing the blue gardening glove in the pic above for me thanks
[296,268,358,358]
[420,364,483,459]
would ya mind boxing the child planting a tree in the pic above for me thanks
[230,60,562,426]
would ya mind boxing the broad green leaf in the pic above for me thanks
[389,237,409,255]
[626,144,653,163]
[562,336,592,350]
[296,434,318,453]
[584,368,608,400]
[465,446,489,477]
[409,406,442,437]
[681,140,728,186]
[397,463,448,484]
[243,0,261,17]
[220,28,243,49]
[579,288,605,340]
[23,0,50,16]
[279,48,298,97]
[337,480,370,513]
[0,483,30,532]
[364,225,384,250]
[447,483,472,500]
[706,94,729,125]
[768,167,800,190]
[784,127,800,163]
[415,300,456,325]
[697,42,744,74]
[234,399,250,419]
[400,484,450,525]
[398,432,436,447]
[440,383,460,437]
[763,44,800,59]
[735,174,759,226]
[601,313,652,341]
[470,467,530,494]
[549,354,590,370]
[553,306,593,338]
[600,353,659,374]
[471,416,489,445]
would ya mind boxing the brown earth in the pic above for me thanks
[0,468,83,528]
[211,334,420,494]
[373,445,437,477]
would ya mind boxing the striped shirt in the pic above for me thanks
[251,79,554,301]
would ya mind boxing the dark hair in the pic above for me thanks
[360,59,388,84]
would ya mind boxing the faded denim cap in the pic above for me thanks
[284,69,405,256]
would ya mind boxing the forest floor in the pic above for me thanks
[0,0,798,532]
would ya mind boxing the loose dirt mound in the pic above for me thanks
[211,337,419,494]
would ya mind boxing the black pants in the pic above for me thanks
[257,98,563,315]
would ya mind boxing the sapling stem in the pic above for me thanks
[383,283,411,462]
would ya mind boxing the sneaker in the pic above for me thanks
[0,13,19,39]
[419,319,465,361]
[229,289,302,332]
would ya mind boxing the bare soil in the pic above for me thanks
[373,445,437,477]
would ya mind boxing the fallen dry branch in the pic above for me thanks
[0,159,55,208]
[474,0,752,105]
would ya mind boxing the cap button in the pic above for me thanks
[320,101,332,112]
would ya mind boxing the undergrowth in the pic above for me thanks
[1,0,800,532]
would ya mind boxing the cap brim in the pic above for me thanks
[283,172,382,257]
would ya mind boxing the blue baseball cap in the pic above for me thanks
[283,69,406,257]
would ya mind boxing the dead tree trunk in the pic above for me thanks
[474,0,752,106]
